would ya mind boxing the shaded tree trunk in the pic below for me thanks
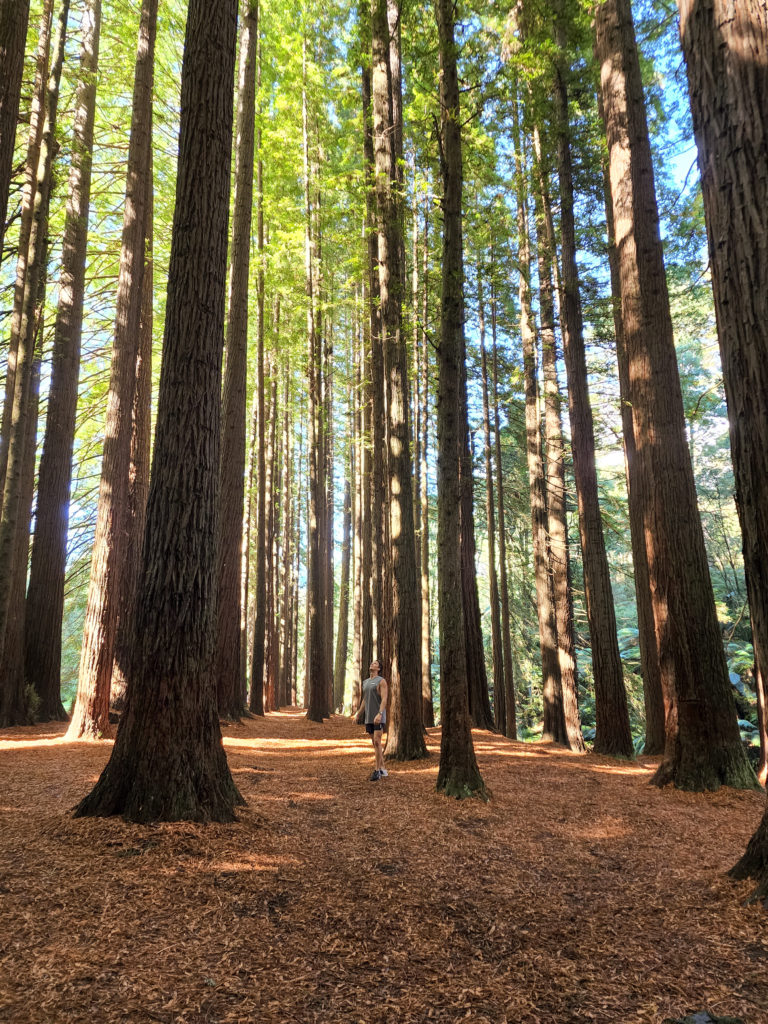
[491,277,516,739]
[25,0,101,722]
[595,0,756,790]
[420,196,434,727]
[435,0,486,799]
[74,0,243,822]
[0,0,31,263]
[216,0,258,721]
[371,0,425,759]
[67,0,156,740]
[548,33,632,757]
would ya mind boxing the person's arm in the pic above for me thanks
[374,678,388,723]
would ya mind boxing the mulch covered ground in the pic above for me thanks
[1,709,767,1024]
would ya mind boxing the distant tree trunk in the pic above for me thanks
[513,101,566,746]
[676,0,768,888]
[111,155,153,711]
[25,0,101,723]
[595,0,756,790]
[74,0,243,822]
[352,291,366,696]
[264,361,278,712]
[304,38,329,722]
[0,0,68,727]
[66,0,156,741]
[532,183,584,753]
[0,0,53,498]
[0,0,31,263]
[435,0,486,799]
[491,277,516,739]
[249,36,266,717]
[334,472,352,710]
[600,138,665,754]
[478,271,505,734]
[419,197,434,727]
[548,36,632,757]
[278,378,293,708]
[216,0,258,721]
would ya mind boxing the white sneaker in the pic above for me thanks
[379,768,388,777]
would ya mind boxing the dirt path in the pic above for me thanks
[0,709,766,1023]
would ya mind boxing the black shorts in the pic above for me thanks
[365,722,384,734]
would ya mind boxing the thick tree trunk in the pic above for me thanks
[74,0,242,822]
[25,0,101,722]
[216,0,258,721]
[0,0,68,727]
[371,0,425,759]
[67,0,156,740]
[435,0,486,799]
[549,39,632,757]
[595,0,756,790]
[278,376,292,708]
[479,273,505,734]
[676,0,768,884]
[491,280,516,739]
[600,141,665,754]
[531,152,585,754]
[0,0,31,263]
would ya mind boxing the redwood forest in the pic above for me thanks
[1,0,768,1021]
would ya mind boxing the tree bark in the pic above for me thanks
[0,0,68,727]
[479,272,505,734]
[67,0,156,740]
[420,195,434,727]
[0,0,31,263]
[434,0,486,799]
[74,0,242,822]
[595,0,756,790]
[216,0,258,721]
[371,0,426,759]
[25,0,101,722]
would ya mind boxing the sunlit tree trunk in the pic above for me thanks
[67,0,156,740]
[216,0,258,720]
[435,0,486,798]
[24,0,101,722]
[596,0,755,790]
[0,0,68,726]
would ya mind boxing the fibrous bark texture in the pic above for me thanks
[74,0,243,823]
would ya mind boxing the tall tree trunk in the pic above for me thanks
[371,0,426,759]
[0,0,31,263]
[513,101,566,745]
[216,0,258,721]
[278,376,293,708]
[249,34,266,717]
[264,359,278,712]
[0,0,68,727]
[66,0,156,740]
[25,0,101,722]
[304,37,328,722]
[74,0,243,823]
[676,0,768,890]
[548,32,632,757]
[478,271,505,734]
[434,0,486,799]
[334,473,352,710]
[595,0,756,790]
[111,154,153,711]
[491,278,516,739]
[599,135,665,754]
[531,167,585,753]
[0,0,53,498]
[419,196,434,727]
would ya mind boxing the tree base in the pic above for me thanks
[729,803,768,905]
[652,742,760,792]
[436,766,490,801]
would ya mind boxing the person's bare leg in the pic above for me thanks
[373,730,384,773]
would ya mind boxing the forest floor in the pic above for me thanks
[1,710,767,1024]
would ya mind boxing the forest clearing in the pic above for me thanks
[1,708,766,1024]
